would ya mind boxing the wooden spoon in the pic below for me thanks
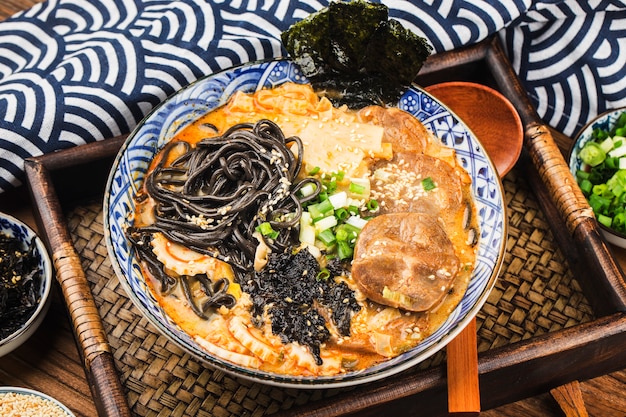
[426,81,523,177]
[425,81,524,415]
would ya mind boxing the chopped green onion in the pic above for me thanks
[317,229,336,246]
[598,213,613,228]
[315,215,338,233]
[345,215,368,229]
[299,212,315,245]
[366,199,379,211]
[580,141,607,166]
[609,143,626,158]
[335,228,348,242]
[308,166,320,175]
[593,127,609,141]
[324,179,337,194]
[606,157,618,169]
[348,178,370,198]
[321,171,345,194]
[299,182,318,198]
[593,183,609,196]
[576,111,626,235]
[422,176,437,191]
[316,268,331,281]
[613,212,626,229]
[576,170,590,180]
[349,181,366,195]
[600,137,615,153]
[579,178,593,194]
[335,207,349,221]
[256,222,279,239]
[328,191,347,209]
[382,286,412,305]
[608,170,626,196]
[335,223,361,242]
[589,193,611,213]
[309,199,334,221]
[337,241,353,260]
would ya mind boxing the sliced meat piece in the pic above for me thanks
[371,151,464,217]
[351,212,459,312]
[357,106,431,153]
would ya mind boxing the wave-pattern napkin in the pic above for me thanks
[0,0,624,193]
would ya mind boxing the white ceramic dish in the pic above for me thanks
[569,107,626,248]
[0,386,75,416]
[0,213,53,357]
[104,59,507,388]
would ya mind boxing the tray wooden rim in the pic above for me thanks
[22,36,626,417]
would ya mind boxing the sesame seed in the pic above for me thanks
[0,392,72,417]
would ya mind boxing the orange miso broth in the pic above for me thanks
[128,82,478,377]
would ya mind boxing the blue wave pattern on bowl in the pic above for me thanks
[0,216,33,243]
[104,60,506,388]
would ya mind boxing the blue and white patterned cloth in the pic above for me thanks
[0,0,625,193]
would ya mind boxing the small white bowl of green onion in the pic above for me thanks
[569,107,626,247]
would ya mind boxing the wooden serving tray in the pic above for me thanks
[23,36,626,417]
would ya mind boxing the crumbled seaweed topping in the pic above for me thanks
[0,234,42,339]
[243,249,360,365]
[281,0,432,108]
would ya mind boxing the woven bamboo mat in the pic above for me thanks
[65,165,594,417]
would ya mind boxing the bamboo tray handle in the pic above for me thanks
[24,143,132,417]
[484,37,626,313]
[484,39,592,232]
[524,123,593,232]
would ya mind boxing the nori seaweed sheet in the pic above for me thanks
[242,249,360,365]
[281,0,432,108]
[0,234,42,339]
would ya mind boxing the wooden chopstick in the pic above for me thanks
[550,381,589,417]
[447,318,481,416]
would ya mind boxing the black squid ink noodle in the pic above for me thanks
[127,119,322,311]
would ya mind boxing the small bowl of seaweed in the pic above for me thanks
[0,212,53,357]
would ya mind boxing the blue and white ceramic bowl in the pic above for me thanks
[0,213,53,357]
[569,107,626,248]
[104,60,507,388]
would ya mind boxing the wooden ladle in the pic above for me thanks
[425,81,523,415]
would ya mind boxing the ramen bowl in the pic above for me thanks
[104,59,507,388]
[569,107,626,248]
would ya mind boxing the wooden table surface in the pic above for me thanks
[2,1,626,416]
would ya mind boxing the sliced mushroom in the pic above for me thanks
[351,212,459,312]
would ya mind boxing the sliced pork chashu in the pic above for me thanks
[370,151,466,220]
[357,106,430,153]
[351,212,459,312]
